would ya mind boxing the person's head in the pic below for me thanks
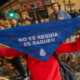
[70,10,73,13]
[0,19,4,25]
[39,18,45,23]
[0,25,4,30]
[11,19,17,25]
[25,18,32,25]
[51,3,59,13]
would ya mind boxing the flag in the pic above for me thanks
[0,17,80,62]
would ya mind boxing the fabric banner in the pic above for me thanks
[0,17,80,62]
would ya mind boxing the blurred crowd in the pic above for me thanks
[0,16,45,31]
[67,9,79,18]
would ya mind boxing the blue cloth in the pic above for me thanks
[0,17,80,62]
[49,10,71,21]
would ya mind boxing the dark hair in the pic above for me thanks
[11,19,17,21]
[51,3,59,8]
[25,18,32,23]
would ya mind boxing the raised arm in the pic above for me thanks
[0,46,25,57]
[55,36,80,55]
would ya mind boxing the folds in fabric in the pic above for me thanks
[0,17,80,62]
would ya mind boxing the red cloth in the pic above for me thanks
[27,37,80,80]
[27,55,61,80]
[0,37,80,80]
[0,46,25,57]
[55,14,58,20]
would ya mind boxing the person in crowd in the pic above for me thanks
[0,36,80,80]
[8,56,28,80]
[24,17,39,25]
[49,3,71,21]
[49,3,73,62]
[4,20,11,28]
[22,15,27,26]
[11,19,21,27]
[0,25,27,80]
[24,18,33,25]
[69,10,79,18]
[70,10,76,18]
[74,9,79,17]
[24,17,37,77]
[22,16,32,26]
[0,19,7,29]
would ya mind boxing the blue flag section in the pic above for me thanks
[0,17,80,62]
